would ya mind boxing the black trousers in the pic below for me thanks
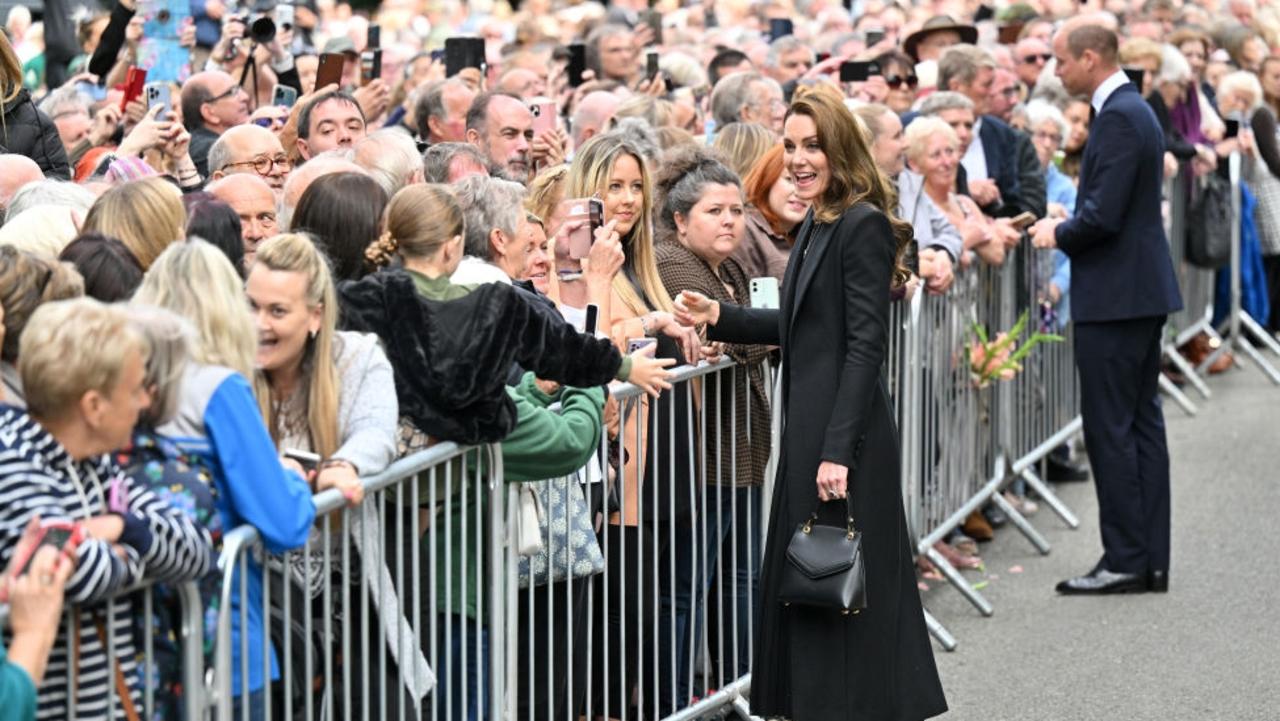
[1074,316,1171,574]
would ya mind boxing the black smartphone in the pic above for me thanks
[974,4,995,22]
[1225,118,1240,139]
[584,303,599,335]
[769,18,793,42]
[840,60,880,82]
[865,28,885,47]
[445,37,486,77]
[646,51,660,81]
[816,52,831,65]
[366,23,381,50]
[362,48,383,85]
[1122,66,1145,89]
[315,52,346,90]
[17,526,76,576]
[567,43,587,87]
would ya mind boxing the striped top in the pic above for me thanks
[0,405,214,719]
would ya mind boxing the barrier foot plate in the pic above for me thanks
[1019,468,1081,529]
[923,546,994,617]
[990,489,1050,555]
[1163,345,1212,399]
[924,609,957,652]
[1158,373,1198,416]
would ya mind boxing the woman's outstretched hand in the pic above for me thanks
[816,461,849,501]
[674,290,720,327]
[627,344,676,397]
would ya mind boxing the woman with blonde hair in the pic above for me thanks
[676,90,947,721]
[0,246,84,405]
[712,121,774,178]
[82,176,187,270]
[0,32,70,177]
[135,240,316,717]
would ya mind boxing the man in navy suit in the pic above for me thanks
[1032,21,1183,595]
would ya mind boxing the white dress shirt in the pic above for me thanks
[961,117,988,181]
[1091,69,1131,116]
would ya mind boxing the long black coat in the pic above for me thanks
[0,88,70,179]
[708,203,946,721]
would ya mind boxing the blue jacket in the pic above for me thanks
[1055,82,1183,323]
[159,365,316,696]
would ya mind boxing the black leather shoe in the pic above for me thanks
[1147,570,1169,593]
[983,503,1009,528]
[1046,455,1090,482]
[1055,567,1148,595]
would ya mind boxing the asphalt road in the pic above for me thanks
[926,361,1280,721]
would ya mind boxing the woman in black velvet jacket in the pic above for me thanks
[1,35,70,179]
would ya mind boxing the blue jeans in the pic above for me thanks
[433,613,490,721]
[659,486,762,715]
[232,689,266,721]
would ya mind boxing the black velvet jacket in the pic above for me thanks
[338,269,622,444]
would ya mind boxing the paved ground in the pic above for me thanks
[925,361,1280,721]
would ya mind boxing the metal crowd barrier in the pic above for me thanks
[0,579,204,721]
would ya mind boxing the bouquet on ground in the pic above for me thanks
[966,309,1063,389]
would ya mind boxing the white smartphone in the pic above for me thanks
[626,337,657,354]
[750,277,780,309]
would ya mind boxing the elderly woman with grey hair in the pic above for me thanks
[1146,44,1218,171]
[450,173,531,285]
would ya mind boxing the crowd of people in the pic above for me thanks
[0,0,1275,717]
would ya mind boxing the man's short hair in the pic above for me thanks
[423,142,488,183]
[37,85,87,120]
[464,90,524,137]
[181,80,215,132]
[937,45,996,91]
[1066,25,1119,64]
[586,23,632,75]
[765,36,812,69]
[414,79,446,139]
[707,48,750,85]
[451,174,525,260]
[20,297,145,422]
[297,90,366,141]
[918,91,976,117]
[709,72,777,129]
[352,129,422,197]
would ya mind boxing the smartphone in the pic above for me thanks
[584,303,599,335]
[750,277,780,310]
[1009,211,1038,230]
[530,97,557,136]
[284,448,322,474]
[316,52,346,90]
[627,337,657,354]
[646,51,660,81]
[1225,118,1240,139]
[120,66,147,112]
[974,4,995,22]
[145,81,172,120]
[274,2,294,30]
[840,60,880,82]
[445,37,486,77]
[1122,66,1145,89]
[366,23,381,50]
[361,49,383,86]
[12,520,82,578]
[815,52,831,65]
[769,18,794,42]
[567,43,587,88]
[639,8,662,46]
[865,28,885,47]
[271,83,298,108]
[561,197,604,259]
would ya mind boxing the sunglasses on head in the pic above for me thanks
[885,74,919,90]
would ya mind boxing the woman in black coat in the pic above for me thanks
[675,91,947,720]
[0,34,70,179]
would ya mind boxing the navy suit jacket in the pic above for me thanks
[1055,82,1183,323]
[977,116,1024,217]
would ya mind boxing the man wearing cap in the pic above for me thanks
[904,15,977,63]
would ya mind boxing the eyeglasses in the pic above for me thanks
[886,74,919,90]
[223,155,292,176]
[203,84,242,105]
[1021,53,1053,65]
[1033,130,1063,144]
[252,117,285,128]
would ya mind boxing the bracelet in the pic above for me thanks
[640,314,653,337]
[320,458,355,472]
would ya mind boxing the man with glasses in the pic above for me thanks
[207,174,279,265]
[180,71,250,179]
[709,72,786,137]
[207,124,292,194]
[1015,38,1054,88]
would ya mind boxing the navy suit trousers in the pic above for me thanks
[1073,316,1171,574]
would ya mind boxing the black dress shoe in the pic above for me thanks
[1046,455,1090,482]
[1148,570,1169,593]
[983,503,1008,528]
[1055,567,1148,595]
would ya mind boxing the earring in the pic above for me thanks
[309,330,318,341]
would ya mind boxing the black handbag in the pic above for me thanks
[1186,172,1232,269]
[778,495,866,615]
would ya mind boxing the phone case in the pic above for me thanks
[750,278,781,310]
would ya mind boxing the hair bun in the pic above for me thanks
[364,230,400,269]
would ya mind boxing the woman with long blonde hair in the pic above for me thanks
[0,32,70,177]
[675,91,947,721]
[82,176,187,270]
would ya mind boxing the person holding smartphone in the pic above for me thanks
[0,516,75,717]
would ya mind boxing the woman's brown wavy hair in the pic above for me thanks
[785,92,912,287]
